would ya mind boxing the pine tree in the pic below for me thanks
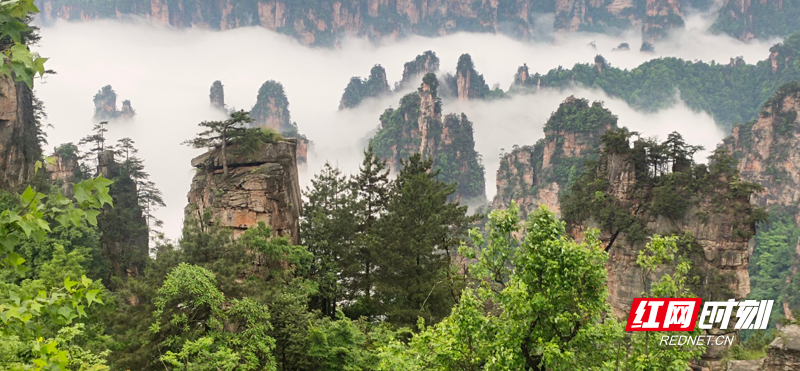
[375,153,479,326]
[183,110,251,176]
[301,163,358,317]
[346,145,391,317]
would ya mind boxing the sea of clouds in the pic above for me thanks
[32,12,777,241]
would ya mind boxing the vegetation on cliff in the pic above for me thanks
[711,0,800,41]
[441,54,503,100]
[339,65,390,109]
[495,97,616,214]
[724,82,800,327]
[561,129,766,300]
[371,73,485,202]
[93,85,135,121]
[518,33,800,130]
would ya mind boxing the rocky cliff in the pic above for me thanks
[250,80,309,165]
[46,143,80,196]
[493,96,615,217]
[0,74,39,189]
[93,85,135,121]
[441,53,500,100]
[725,82,800,323]
[339,64,390,109]
[726,324,800,371]
[371,73,485,203]
[210,80,225,111]
[37,0,704,46]
[726,83,800,224]
[186,139,302,244]
[561,129,763,363]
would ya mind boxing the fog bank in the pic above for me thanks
[33,17,770,241]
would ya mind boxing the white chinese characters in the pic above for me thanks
[698,299,773,330]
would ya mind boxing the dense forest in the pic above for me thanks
[516,33,800,131]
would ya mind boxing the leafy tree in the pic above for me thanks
[379,204,616,371]
[0,167,114,370]
[0,0,48,88]
[150,263,277,371]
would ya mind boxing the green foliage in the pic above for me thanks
[380,205,618,371]
[543,97,617,133]
[251,80,299,136]
[0,0,47,88]
[375,154,479,326]
[339,65,390,109]
[0,175,113,371]
[151,264,277,371]
[749,209,800,327]
[711,1,800,40]
[561,129,764,250]
[525,34,800,131]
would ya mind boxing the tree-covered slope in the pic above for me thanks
[711,0,800,41]
[338,65,390,110]
[493,96,616,216]
[515,33,800,131]
[371,73,485,203]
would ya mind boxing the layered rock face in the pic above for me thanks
[46,143,80,196]
[250,80,310,165]
[560,130,761,363]
[493,96,615,217]
[371,73,485,203]
[763,324,800,371]
[339,65,391,109]
[442,53,495,100]
[93,85,135,120]
[186,139,302,244]
[726,83,800,225]
[730,324,800,371]
[210,80,225,111]
[37,0,697,46]
[0,74,38,189]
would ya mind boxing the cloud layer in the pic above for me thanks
[33,15,772,241]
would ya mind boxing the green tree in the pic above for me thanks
[183,110,251,176]
[375,154,478,326]
[0,169,114,370]
[301,163,357,317]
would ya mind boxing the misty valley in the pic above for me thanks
[2,0,800,370]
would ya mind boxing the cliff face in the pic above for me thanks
[210,80,225,111]
[493,96,615,217]
[37,0,697,46]
[560,130,762,362]
[727,83,800,224]
[339,64,390,109]
[93,85,135,121]
[0,74,38,189]
[442,53,496,100]
[250,80,310,165]
[371,73,485,203]
[186,139,302,244]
